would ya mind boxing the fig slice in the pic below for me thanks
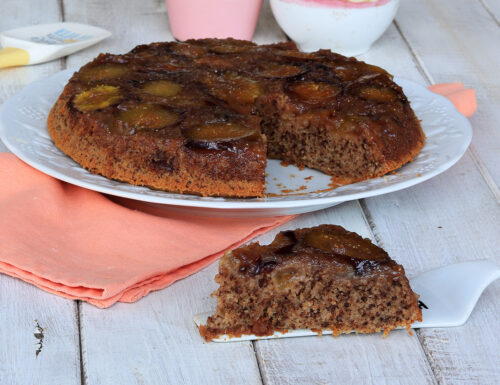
[330,64,360,82]
[117,104,181,130]
[275,50,315,60]
[229,79,262,105]
[209,44,252,54]
[359,87,398,103]
[194,56,234,70]
[170,43,206,58]
[73,85,123,112]
[183,122,257,142]
[303,229,386,261]
[78,63,129,82]
[257,63,303,78]
[358,63,392,80]
[288,81,340,104]
[141,80,183,97]
[207,73,262,105]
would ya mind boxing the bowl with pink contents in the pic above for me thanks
[270,0,399,56]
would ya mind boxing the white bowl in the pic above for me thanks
[270,0,400,56]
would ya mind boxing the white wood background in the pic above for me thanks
[1,1,499,384]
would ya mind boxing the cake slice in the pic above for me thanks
[199,225,421,341]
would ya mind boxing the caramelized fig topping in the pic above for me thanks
[303,228,387,262]
[141,80,183,97]
[117,104,181,131]
[73,85,123,112]
[257,63,303,78]
[271,230,298,254]
[276,50,316,60]
[288,81,340,104]
[209,45,252,54]
[170,43,206,58]
[194,56,234,70]
[254,255,279,275]
[209,73,262,105]
[78,64,129,82]
[183,122,257,142]
[203,72,262,109]
[359,87,398,103]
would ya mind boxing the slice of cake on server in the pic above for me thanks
[199,225,422,341]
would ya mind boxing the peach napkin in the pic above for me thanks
[0,82,476,308]
[0,153,293,307]
[428,82,477,117]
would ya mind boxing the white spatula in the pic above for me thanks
[0,22,111,68]
[194,260,500,342]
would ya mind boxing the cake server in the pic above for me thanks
[0,22,111,68]
[194,259,500,342]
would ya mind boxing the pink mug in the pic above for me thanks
[166,0,263,41]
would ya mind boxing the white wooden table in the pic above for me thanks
[1,1,499,384]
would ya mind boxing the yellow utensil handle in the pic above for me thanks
[0,47,30,68]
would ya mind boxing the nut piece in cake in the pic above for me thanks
[199,224,422,341]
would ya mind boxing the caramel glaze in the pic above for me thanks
[232,225,401,277]
[66,38,421,166]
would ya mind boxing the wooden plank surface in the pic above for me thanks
[79,265,263,385]
[0,2,82,385]
[64,0,173,64]
[0,276,81,385]
[395,0,500,189]
[1,0,499,384]
[481,0,500,25]
[360,3,500,384]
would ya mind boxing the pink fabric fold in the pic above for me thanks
[0,153,293,307]
[428,82,477,117]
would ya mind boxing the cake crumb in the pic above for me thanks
[328,177,342,189]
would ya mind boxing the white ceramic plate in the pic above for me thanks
[0,69,472,217]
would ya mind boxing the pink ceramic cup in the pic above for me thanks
[166,0,263,41]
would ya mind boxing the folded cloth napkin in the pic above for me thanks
[428,82,477,118]
[0,153,293,307]
[0,82,476,308]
